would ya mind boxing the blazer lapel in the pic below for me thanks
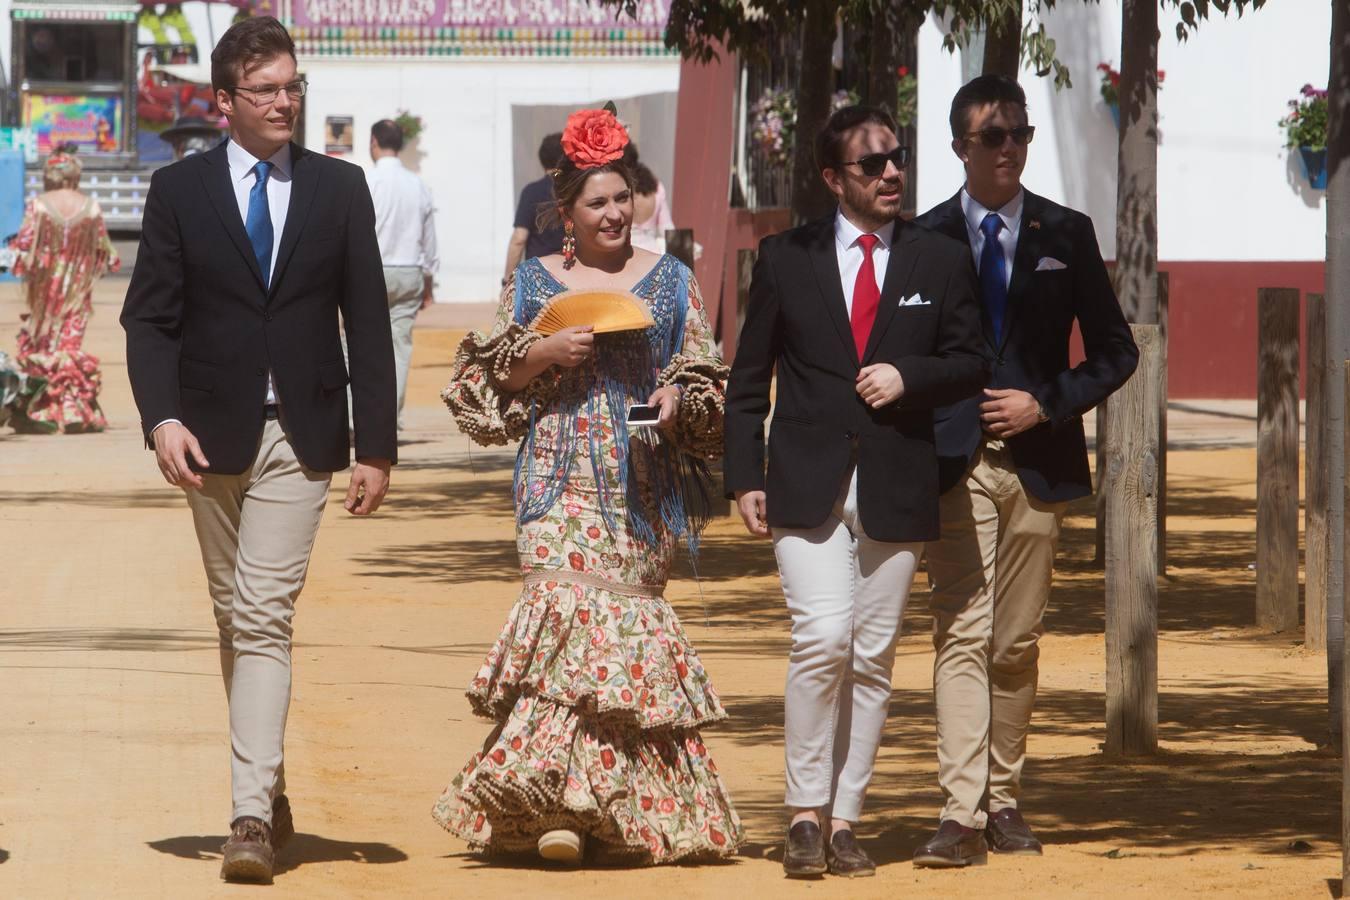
[932,193,1000,351]
[861,220,920,365]
[1000,191,1042,352]
[806,216,858,367]
[267,143,320,302]
[200,142,266,292]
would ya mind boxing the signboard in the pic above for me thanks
[325,115,354,155]
[21,94,123,154]
[291,0,669,28]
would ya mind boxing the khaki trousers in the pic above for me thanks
[185,418,331,825]
[923,438,1068,829]
[773,466,921,822]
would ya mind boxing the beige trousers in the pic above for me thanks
[773,466,921,822]
[923,438,1068,829]
[384,265,424,429]
[185,418,331,825]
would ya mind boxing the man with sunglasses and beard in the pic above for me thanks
[725,105,986,878]
[911,75,1138,868]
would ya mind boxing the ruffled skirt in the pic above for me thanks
[15,309,105,433]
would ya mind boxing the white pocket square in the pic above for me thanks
[898,294,932,307]
[1036,256,1068,271]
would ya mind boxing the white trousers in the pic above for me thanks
[384,265,424,430]
[185,418,331,824]
[773,466,921,822]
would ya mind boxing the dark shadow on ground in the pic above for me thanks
[2,488,183,509]
[0,848,8,864]
[0,628,217,653]
[147,833,408,875]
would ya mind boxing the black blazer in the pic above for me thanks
[121,141,397,474]
[723,214,987,543]
[915,190,1138,503]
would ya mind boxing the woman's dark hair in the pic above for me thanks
[535,155,635,231]
[949,74,1027,139]
[620,143,659,196]
[538,132,564,170]
[210,16,296,94]
[371,119,403,152]
[814,104,898,172]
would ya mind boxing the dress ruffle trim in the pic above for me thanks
[657,353,728,460]
[432,692,745,863]
[467,576,727,731]
[442,320,557,446]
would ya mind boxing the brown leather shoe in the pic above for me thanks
[221,816,274,884]
[271,795,294,852]
[826,829,875,877]
[986,808,1043,855]
[783,820,827,878]
[913,820,989,868]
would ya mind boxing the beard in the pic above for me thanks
[841,176,902,224]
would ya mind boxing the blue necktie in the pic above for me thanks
[246,161,274,286]
[979,212,1008,341]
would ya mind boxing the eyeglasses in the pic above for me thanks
[233,79,308,106]
[839,146,911,177]
[964,125,1036,148]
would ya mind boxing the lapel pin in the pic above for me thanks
[1028,219,1041,230]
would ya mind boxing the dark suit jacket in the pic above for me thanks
[915,190,1138,503]
[121,141,397,474]
[723,213,987,544]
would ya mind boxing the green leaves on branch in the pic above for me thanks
[1171,0,1267,42]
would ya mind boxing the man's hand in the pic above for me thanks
[421,275,435,310]
[980,388,1044,438]
[153,422,208,489]
[856,363,905,408]
[345,457,391,516]
[647,385,681,431]
[735,489,770,538]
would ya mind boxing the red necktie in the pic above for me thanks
[850,233,881,362]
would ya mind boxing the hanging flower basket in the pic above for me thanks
[1098,62,1164,130]
[1297,146,1328,190]
[1281,85,1328,189]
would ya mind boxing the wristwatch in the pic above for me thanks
[1036,402,1050,424]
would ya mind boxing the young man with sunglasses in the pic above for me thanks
[911,74,1138,868]
[121,16,396,884]
[725,105,986,878]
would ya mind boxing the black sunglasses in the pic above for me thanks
[965,125,1036,148]
[839,146,911,177]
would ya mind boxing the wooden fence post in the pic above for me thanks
[1256,288,1301,632]
[1104,323,1160,756]
[737,249,756,344]
[1308,294,1328,651]
[1156,272,1169,574]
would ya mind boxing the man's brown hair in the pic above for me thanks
[210,16,296,94]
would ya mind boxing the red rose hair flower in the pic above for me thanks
[561,105,629,169]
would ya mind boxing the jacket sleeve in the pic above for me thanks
[722,238,782,496]
[1032,216,1140,424]
[340,169,399,464]
[890,243,989,411]
[120,168,186,442]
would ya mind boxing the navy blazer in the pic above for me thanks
[915,190,1139,503]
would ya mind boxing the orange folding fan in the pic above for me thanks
[532,290,655,336]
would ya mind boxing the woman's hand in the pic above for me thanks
[647,385,681,431]
[541,325,594,368]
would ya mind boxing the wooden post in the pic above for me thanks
[1308,295,1328,651]
[1156,272,1169,574]
[737,249,757,344]
[665,229,696,269]
[1104,323,1160,756]
[1257,288,1301,632]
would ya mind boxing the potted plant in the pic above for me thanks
[1097,62,1165,129]
[749,87,859,168]
[394,109,423,144]
[1280,84,1329,189]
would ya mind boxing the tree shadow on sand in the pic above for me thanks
[148,832,408,876]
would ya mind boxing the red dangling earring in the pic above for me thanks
[562,220,576,269]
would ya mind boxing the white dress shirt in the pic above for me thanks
[366,156,439,274]
[960,187,1022,289]
[834,210,895,316]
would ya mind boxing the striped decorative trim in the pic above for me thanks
[289,24,675,58]
[522,570,666,599]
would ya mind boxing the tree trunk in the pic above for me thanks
[1327,0,1350,779]
[865,5,899,116]
[981,0,1022,78]
[790,0,839,224]
[1114,0,1159,326]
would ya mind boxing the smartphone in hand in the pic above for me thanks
[626,404,661,427]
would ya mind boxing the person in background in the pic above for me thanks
[502,132,565,286]
[624,142,674,255]
[9,146,120,433]
[367,118,439,431]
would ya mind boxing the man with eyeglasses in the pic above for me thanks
[725,104,986,878]
[121,16,395,884]
[911,74,1138,868]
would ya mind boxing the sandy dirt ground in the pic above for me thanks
[0,281,1341,899]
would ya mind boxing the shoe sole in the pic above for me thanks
[783,860,828,878]
[538,831,583,865]
[827,866,876,878]
[221,852,274,884]
[991,846,1043,856]
[913,852,989,869]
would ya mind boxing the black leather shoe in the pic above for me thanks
[826,829,875,877]
[783,820,828,878]
[986,808,1043,855]
[913,820,989,868]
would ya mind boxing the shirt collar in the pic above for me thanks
[834,208,896,252]
[960,187,1024,236]
[373,156,403,170]
[227,139,293,183]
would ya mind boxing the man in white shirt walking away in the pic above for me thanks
[367,119,438,430]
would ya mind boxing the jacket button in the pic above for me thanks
[844,430,857,440]
[264,312,274,322]
[256,367,266,376]
[996,358,1006,366]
